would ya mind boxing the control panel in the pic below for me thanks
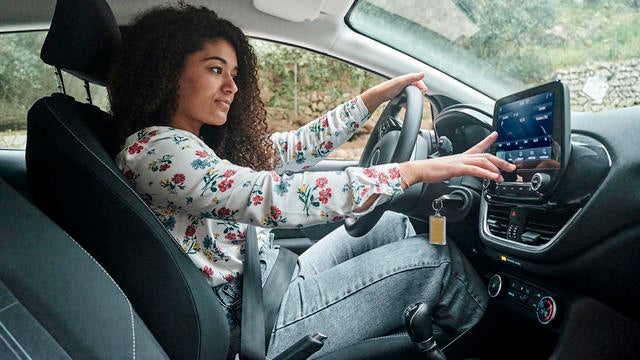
[487,273,559,325]
[487,80,571,204]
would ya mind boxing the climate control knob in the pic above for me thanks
[530,172,551,192]
[487,274,503,298]
[536,296,557,325]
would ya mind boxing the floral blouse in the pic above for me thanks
[116,97,405,287]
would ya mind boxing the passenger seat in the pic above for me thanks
[0,177,168,359]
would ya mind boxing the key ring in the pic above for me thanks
[432,198,443,213]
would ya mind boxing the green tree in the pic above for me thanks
[251,40,380,128]
[0,32,56,130]
[453,0,557,82]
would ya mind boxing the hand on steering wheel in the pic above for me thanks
[345,84,424,237]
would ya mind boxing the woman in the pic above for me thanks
[109,5,514,357]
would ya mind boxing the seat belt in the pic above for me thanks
[263,247,298,348]
[240,225,298,360]
[240,225,265,360]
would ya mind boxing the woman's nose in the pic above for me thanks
[223,73,238,94]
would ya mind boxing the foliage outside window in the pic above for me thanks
[0,31,108,150]
[349,0,640,111]
[252,40,432,160]
[0,33,431,160]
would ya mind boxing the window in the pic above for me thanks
[0,32,432,157]
[348,0,640,111]
[251,39,432,160]
[0,31,108,150]
[1,31,49,149]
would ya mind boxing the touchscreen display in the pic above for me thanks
[495,91,554,164]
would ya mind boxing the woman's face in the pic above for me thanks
[171,39,239,135]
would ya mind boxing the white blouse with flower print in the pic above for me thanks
[116,96,405,287]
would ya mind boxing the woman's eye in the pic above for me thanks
[209,66,223,74]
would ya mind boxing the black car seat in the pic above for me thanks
[0,176,168,359]
[25,0,442,359]
[25,0,229,359]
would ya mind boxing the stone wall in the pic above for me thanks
[553,58,640,112]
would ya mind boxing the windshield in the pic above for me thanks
[348,0,640,112]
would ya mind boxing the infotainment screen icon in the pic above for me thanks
[488,80,571,202]
[495,91,555,166]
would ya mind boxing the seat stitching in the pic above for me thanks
[57,229,136,359]
[0,301,18,314]
[0,320,34,359]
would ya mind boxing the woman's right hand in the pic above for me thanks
[398,131,515,187]
[360,72,428,113]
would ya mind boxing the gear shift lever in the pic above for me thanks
[403,302,446,360]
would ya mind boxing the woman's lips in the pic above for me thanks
[216,99,232,110]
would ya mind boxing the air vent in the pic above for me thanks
[485,204,577,246]
[487,206,509,238]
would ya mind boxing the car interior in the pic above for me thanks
[1,0,640,359]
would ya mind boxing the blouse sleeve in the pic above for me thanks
[270,96,370,174]
[118,128,404,229]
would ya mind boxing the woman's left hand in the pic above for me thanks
[360,72,428,113]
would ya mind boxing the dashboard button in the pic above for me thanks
[533,290,543,301]
[518,293,529,303]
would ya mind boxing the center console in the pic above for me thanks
[479,81,589,323]
[440,80,636,360]
[477,81,611,337]
[480,81,609,255]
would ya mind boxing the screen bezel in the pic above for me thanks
[490,80,571,197]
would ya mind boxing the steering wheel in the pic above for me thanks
[345,85,424,237]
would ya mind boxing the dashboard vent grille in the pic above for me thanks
[487,206,509,238]
[486,204,576,245]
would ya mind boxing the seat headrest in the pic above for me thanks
[41,0,121,86]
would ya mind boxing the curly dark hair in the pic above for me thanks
[108,4,275,170]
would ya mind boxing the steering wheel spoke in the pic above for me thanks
[378,116,403,140]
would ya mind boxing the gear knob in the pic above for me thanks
[402,302,446,359]
[403,302,433,343]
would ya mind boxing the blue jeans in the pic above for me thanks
[215,211,488,358]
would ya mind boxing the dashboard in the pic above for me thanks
[430,84,640,327]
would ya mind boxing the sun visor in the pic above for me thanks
[253,0,326,22]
